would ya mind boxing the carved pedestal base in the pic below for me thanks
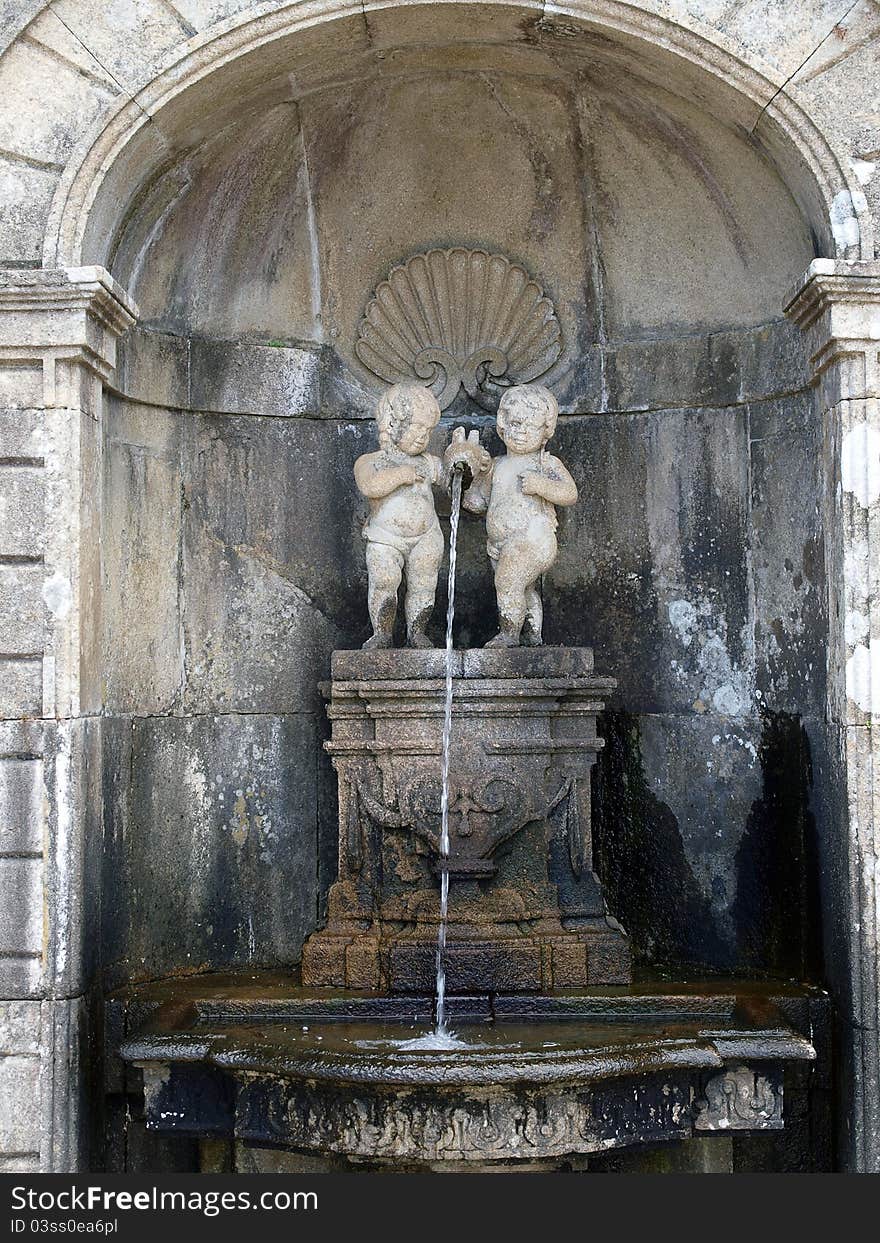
[303,920,630,991]
[302,647,631,991]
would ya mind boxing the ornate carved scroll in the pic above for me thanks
[694,1066,783,1130]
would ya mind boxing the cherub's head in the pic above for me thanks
[376,382,441,455]
[496,384,558,455]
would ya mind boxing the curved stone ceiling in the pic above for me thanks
[0,1,875,273]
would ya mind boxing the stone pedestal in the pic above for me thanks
[302,648,630,990]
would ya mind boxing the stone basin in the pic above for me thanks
[115,974,826,1167]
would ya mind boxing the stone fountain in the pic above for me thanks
[117,257,825,1171]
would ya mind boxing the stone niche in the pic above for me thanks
[302,648,630,992]
[99,14,826,1058]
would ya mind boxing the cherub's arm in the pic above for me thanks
[461,460,494,515]
[426,454,445,487]
[521,456,578,507]
[354,452,419,499]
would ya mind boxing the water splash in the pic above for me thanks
[435,468,463,1035]
[352,1030,478,1052]
[397,1029,470,1052]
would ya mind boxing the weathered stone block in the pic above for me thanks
[188,339,322,418]
[0,1055,40,1154]
[0,657,42,718]
[102,400,183,714]
[462,646,594,679]
[116,328,189,410]
[101,713,320,986]
[549,407,754,716]
[0,1001,41,1055]
[388,941,544,993]
[47,0,185,90]
[0,758,43,855]
[344,938,381,990]
[749,394,827,714]
[180,414,364,713]
[586,930,634,985]
[300,934,349,990]
[0,857,43,955]
[0,956,41,998]
[0,161,57,266]
[732,319,808,401]
[0,39,108,166]
[331,646,597,681]
[0,408,44,457]
[605,335,713,413]
[600,323,805,413]
[0,367,43,412]
[22,12,120,89]
[0,718,44,757]
[0,466,44,556]
[331,648,455,681]
[551,940,588,987]
[0,562,45,655]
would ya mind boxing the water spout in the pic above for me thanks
[436,466,463,1035]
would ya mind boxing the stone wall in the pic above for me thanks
[95,316,826,987]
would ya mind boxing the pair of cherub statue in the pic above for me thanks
[355,381,577,649]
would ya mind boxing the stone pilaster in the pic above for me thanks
[0,268,137,1171]
[0,268,137,719]
[785,259,880,1173]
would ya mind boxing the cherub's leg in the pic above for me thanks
[486,543,530,647]
[522,584,543,646]
[364,542,403,649]
[404,524,443,648]
[487,533,555,648]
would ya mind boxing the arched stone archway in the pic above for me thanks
[40,0,873,267]
[0,0,879,1174]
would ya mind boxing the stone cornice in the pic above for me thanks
[0,267,139,404]
[0,266,138,339]
[784,259,880,335]
[784,261,880,401]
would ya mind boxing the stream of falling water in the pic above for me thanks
[434,467,463,1037]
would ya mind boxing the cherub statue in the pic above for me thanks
[450,383,578,647]
[354,382,449,650]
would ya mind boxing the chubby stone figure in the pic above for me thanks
[355,382,448,649]
[456,383,578,647]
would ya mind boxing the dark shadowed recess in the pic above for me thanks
[593,708,823,980]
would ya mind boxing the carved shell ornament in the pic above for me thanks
[355,248,562,411]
